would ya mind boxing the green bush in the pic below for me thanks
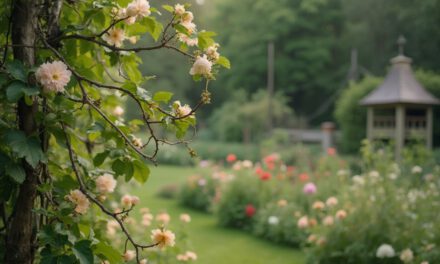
[179,174,219,212]
[334,77,381,153]
[215,173,264,230]
[253,202,306,247]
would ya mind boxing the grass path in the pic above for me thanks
[130,166,305,264]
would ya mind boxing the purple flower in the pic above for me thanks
[303,182,317,194]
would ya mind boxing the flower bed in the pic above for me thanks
[177,142,440,263]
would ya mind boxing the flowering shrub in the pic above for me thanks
[179,174,220,212]
[0,0,228,262]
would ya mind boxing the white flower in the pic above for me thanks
[181,21,196,34]
[185,251,197,260]
[66,189,90,214]
[400,248,414,263]
[388,173,398,180]
[325,197,338,207]
[126,0,151,19]
[181,11,194,23]
[206,44,220,61]
[103,28,126,47]
[36,61,72,93]
[113,106,125,117]
[174,4,185,16]
[268,216,279,225]
[123,250,136,261]
[189,55,212,76]
[140,259,148,264]
[337,169,349,177]
[132,136,143,148]
[376,244,395,258]
[151,229,176,248]
[412,166,422,174]
[96,173,117,194]
[369,170,380,179]
[180,213,191,223]
[173,101,192,117]
[242,160,253,168]
[352,175,365,186]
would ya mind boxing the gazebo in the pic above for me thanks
[359,36,440,158]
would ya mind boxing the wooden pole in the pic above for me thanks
[267,42,274,132]
[395,105,405,161]
[426,107,433,149]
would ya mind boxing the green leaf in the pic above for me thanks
[94,242,123,264]
[73,240,93,264]
[216,56,231,69]
[124,162,134,182]
[6,60,27,81]
[6,131,46,168]
[93,151,109,167]
[153,91,173,103]
[174,24,190,36]
[197,31,217,50]
[6,81,39,102]
[111,159,125,176]
[6,163,26,184]
[162,5,174,13]
[132,160,150,183]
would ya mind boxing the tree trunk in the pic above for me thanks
[5,0,39,263]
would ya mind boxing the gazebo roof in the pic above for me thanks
[360,38,440,106]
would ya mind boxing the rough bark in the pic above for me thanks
[5,0,39,263]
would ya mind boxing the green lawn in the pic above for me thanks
[130,165,305,264]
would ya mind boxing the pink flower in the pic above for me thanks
[327,147,337,156]
[121,194,139,208]
[36,61,71,92]
[303,182,317,195]
[297,216,309,229]
[66,189,90,214]
[96,173,117,194]
[156,212,171,225]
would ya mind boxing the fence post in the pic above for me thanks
[321,122,335,153]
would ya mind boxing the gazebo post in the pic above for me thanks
[427,107,433,149]
[367,107,374,141]
[395,105,405,159]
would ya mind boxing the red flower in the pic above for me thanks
[299,173,309,182]
[287,166,295,172]
[327,147,337,156]
[260,171,272,181]
[245,204,256,217]
[226,154,237,163]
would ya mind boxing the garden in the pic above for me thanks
[1,0,440,264]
